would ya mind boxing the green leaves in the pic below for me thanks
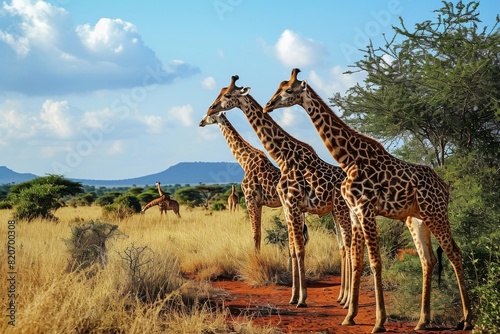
[8,175,83,221]
[332,1,500,167]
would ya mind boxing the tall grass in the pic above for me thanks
[0,205,341,333]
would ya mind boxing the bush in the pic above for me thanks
[264,216,288,249]
[211,202,226,211]
[101,194,141,220]
[66,220,125,273]
[473,262,500,333]
[0,201,12,210]
[118,244,184,304]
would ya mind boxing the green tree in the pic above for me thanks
[196,185,225,209]
[175,187,203,207]
[8,175,83,221]
[332,1,500,167]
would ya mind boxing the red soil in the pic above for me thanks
[212,275,471,334]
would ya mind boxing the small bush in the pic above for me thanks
[211,202,226,211]
[66,220,125,273]
[0,201,12,210]
[265,216,289,248]
[118,244,184,304]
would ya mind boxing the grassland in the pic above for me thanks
[0,205,341,333]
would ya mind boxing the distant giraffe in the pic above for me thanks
[199,112,282,251]
[205,75,353,308]
[227,184,239,212]
[264,68,472,332]
[140,182,181,217]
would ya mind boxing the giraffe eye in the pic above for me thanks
[286,89,293,94]
[224,94,231,98]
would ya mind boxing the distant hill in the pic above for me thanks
[0,166,38,184]
[0,162,244,187]
[73,162,244,187]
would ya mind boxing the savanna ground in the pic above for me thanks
[0,205,471,333]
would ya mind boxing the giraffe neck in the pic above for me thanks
[156,183,166,197]
[240,95,316,170]
[142,197,165,211]
[216,114,268,171]
[302,87,387,169]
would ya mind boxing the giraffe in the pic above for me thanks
[141,196,181,217]
[263,68,472,332]
[199,112,282,251]
[205,75,353,308]
[140,182,181,217]
[227,184,240,212]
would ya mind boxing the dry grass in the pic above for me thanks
[0,205,341,333]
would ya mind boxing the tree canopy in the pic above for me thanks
[8,175,83,221]
[332,1,500,167]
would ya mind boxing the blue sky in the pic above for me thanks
[0,0,498,180]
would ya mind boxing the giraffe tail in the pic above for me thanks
[437,245,443,287]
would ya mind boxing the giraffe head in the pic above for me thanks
[199,113,220,127]
[206,75,251,116]
[263,68,307,113]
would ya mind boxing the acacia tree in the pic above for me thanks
[8,175,83,221]
[332,1,500,167]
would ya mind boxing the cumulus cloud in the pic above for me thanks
[0,0,199,95]
[274,29,328,68]
[201,76,217,90]
[308,66,365,98]
[108,141,124,154]
[39,100,73,138]
[166,105,194,127]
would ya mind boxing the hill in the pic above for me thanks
[0,162,244,187]
[0,166,38,184]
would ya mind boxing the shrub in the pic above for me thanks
[66,220,125,273]
[211,202,226,211]
[101,194,141,220]
[473,262,500,333]
[264,216,288,249]
[118,244,184,304]
[0,201,12,210]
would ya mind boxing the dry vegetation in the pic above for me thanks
[0,205,341,333]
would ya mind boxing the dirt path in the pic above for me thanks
[212,275,471,333]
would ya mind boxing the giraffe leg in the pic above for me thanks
[338,245,346,302]
[405,217,436,330]
[246,200,262,252]
[361,215,387,333]
[341,244,352,307]
[284,204,307,307]
[331,214,347,303]
[343,212,364,326]
[429,224,473,330]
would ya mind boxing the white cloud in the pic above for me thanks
[166,105,194,127]
[108,140,124,154]
[39,100,73,138]
[274,29,328,68]
[81,108,117,129]
[308,66,365,98]
[142,115,164,133]
[0,0,199,95]
[280,108,299,127]
[0,100,37,139]
[201,76,217,90]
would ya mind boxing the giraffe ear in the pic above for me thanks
[240,87,251,95]
[300,80,308,91]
